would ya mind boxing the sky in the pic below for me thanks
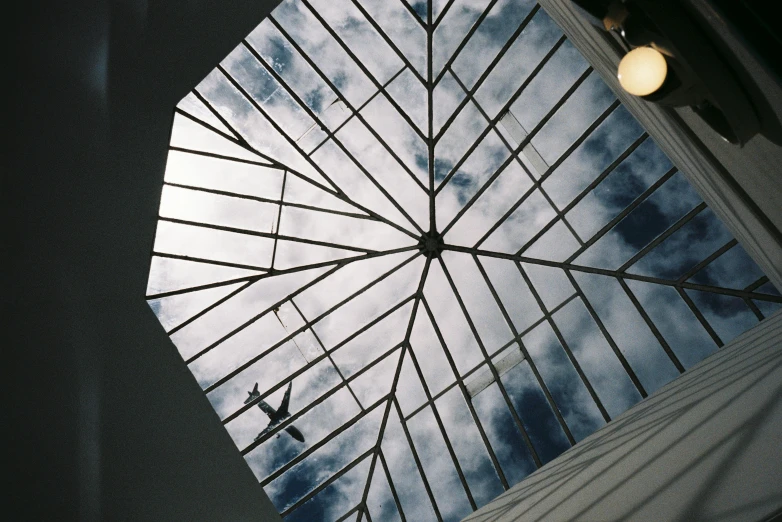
[145,1,782,520]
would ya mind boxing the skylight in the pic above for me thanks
[146,0,782,520]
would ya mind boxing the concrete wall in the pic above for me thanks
[464,310,782,522]
[10,1,282,520]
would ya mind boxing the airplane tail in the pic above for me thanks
[277,381,292,417]
[244,382,260,405]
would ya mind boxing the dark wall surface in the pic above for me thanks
[10,1,282,520]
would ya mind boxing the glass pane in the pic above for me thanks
[147,2,781,519]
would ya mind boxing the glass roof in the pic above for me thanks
[146,0,782,520]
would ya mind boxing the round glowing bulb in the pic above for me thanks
[617,47,668,96]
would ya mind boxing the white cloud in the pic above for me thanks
[144,1,778,519]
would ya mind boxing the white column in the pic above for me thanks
[536,0,782,292]
[463,309,782,521]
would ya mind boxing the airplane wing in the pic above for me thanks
[256,399,277,418]
[277,382,292,417]
[254,422,276,442]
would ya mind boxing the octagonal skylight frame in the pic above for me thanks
[146,1,782,520]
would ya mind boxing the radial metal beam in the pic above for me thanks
[216,64,421,239]
[158,216,379,254]
[378,450,407,522]
[438,256,543,469]
[146,244,418,300]
[148,3,782,521]
[164,181,379,222]
[473,255,577,445]
[432,4,540,144]
[406,338,478,510]
[515,262,612,422]
[434,35,569,196]
[257,396,387,482]
[419,296,512,488]
[441,64,593,238]
[243,37,430,206]
[617,277,685,374]
[200,253,420,387]
[564,269,647,398]
[443,245,782,304]
[224,340,405,427]
[564,166,679,263]
[278,447,376,517]
[432,0,501,87]
[185,86,421,239]
[404,292,579,423]
[299,0,429,145]
[356,257,432,522]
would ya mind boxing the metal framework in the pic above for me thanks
[146,1,782,521]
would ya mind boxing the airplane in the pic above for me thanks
[245,381,305,443]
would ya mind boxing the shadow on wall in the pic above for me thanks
[464,310,782,522]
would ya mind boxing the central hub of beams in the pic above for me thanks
[418,231,445,259]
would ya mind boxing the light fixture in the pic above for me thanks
[617,46,667,96]
[570,0,766,145]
